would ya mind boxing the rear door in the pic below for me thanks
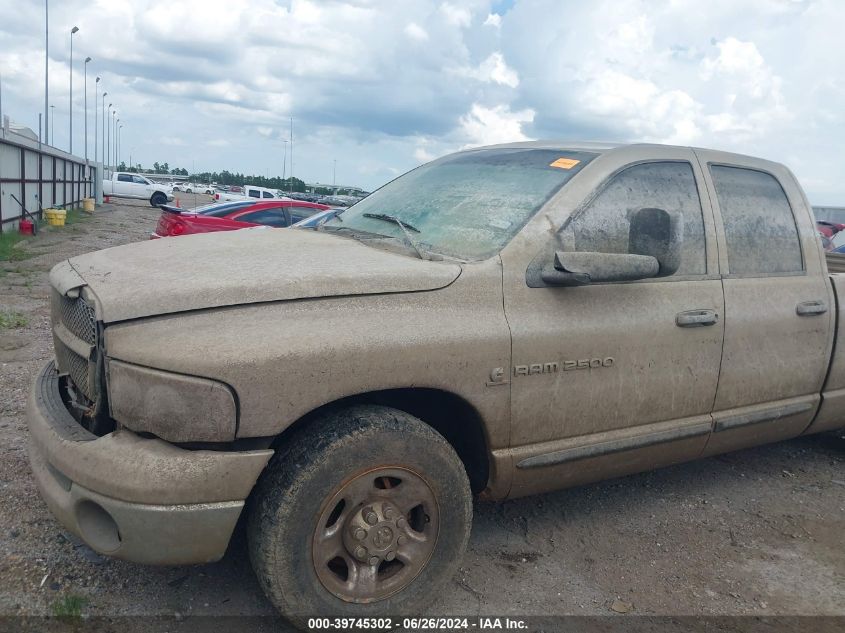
[694,151,835,454]
[115,173,135,196]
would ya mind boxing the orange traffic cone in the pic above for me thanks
[175,197,181,208]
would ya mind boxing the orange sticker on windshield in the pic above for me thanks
[550,157,580,170]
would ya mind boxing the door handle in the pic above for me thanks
[676,309,719,328]
[796,300,828,316]
[676,309,719,327]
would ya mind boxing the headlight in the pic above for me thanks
[106,359,237,443]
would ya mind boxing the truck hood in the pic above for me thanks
[53,228,462,323]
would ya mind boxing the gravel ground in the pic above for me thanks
[0,198,843,623]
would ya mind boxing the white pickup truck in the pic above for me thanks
[102,173,174,207]
[214,185,287,203]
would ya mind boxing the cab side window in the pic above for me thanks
[117,174,132,182]
[562,162,707,276]
[709,165,803,275]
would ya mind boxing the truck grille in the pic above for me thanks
[51,289,99,402]
[52,291,96,345]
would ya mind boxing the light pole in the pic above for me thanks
[94,77,99,165]
[69,26,78,153]
[333,159,336,190]
[44,0,49,145]
[102,94,108,168]
[50,104,54,142]
[113,115,118,169]
[106,103,112,170]
[83,56,91,161]
[281,139,288,182]
[289,116,293,193]
[117,124,122,169]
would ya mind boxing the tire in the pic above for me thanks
[185,188,192,194]
[150,192,167,207]
[248,405,472,627]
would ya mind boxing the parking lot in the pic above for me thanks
[0,199,843,620]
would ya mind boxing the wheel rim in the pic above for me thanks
[312,466,439,603]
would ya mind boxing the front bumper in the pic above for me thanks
[27,362,273,565]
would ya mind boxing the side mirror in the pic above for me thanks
[629,207,683,277]
[542,207,683,286]
[542,251,660,286]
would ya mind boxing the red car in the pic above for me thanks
[152,199,330,238]
[817,221,845,252]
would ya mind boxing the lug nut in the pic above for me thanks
[383,506,394,519]
[368,556,380,566]
[354,546,367,560]
[396,518,406,529]
[364,508,378,526]
[397,536,407,545]
[354,528,366,541]
[385,551,395,561]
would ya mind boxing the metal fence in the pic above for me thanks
[0,125,96,233]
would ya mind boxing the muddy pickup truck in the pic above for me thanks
[28,142,845,626]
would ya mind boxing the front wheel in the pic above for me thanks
[150,192,167,207]
[248,405,472,626]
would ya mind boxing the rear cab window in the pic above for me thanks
[709,165,803,275]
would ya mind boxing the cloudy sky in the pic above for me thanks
[0,0,842,201]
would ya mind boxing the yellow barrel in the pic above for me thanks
[83,198,95,213]
[44,208,66,226]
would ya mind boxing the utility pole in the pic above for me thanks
[94,77,99,165]
[69,26,78,153]
[83,57,91,160]
[102,93,108,169]
[289,116,293,193]
[106,103,112,171]
[44,0,49,145]
[113,114,118,168]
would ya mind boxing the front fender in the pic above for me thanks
[103,260,511,450]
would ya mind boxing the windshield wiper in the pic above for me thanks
[363,213,420,232]
[362,213,428,260]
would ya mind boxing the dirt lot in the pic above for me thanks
[0,198,843,622]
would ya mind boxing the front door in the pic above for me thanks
[695,151,834,455]
[501,147,724,497]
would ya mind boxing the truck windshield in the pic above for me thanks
[322,148,596,260]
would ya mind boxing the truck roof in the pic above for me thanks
[465,140,779,167]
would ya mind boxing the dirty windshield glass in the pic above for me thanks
[322,148,596,260]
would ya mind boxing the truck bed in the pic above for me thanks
[825,251,845,273]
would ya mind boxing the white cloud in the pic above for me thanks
[483,13,502,28]
[414,146,435,162]
[459,104,535,147]
[440,3,472,28]
[404,23,429,42]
